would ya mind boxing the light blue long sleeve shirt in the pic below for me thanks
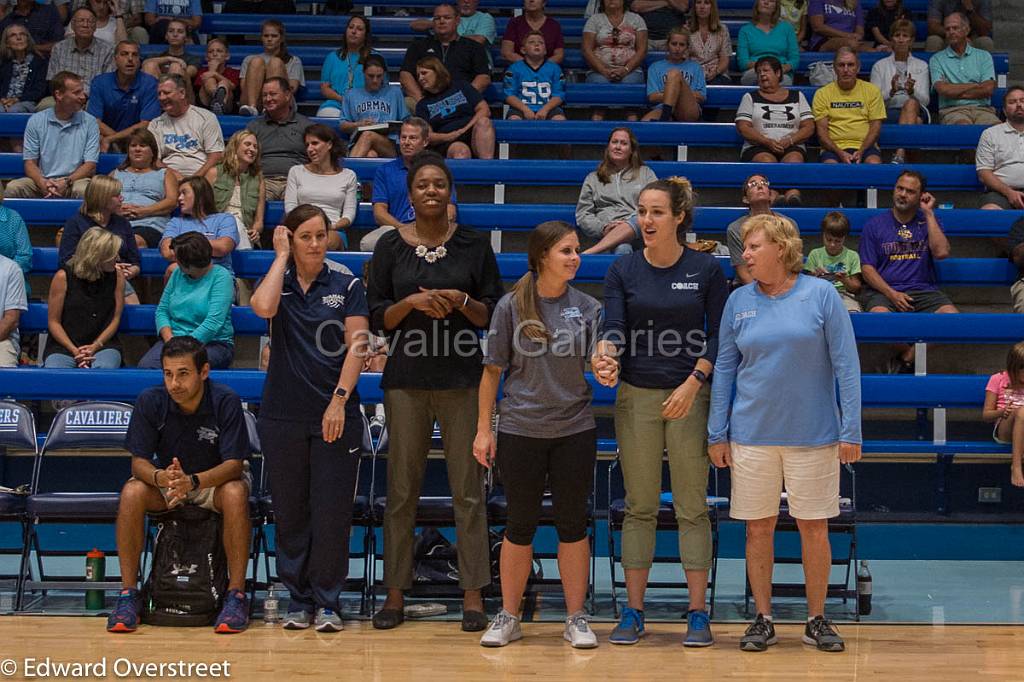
[154,265,234,346]
[708,274,862,446]
[737,22,800,73]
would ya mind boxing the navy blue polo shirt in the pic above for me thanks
[261,263,369,422]
[87,72,161,133]
[125,380,250,474]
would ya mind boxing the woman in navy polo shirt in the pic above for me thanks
[367,152,504,632]
[592,177,728,647]
[251,203,370,634]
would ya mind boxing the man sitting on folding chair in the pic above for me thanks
[107,336,252,634]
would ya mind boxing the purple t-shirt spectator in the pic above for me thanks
[809,0,864,50]
[858,209,939,293]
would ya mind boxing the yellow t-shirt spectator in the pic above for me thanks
[812,79,886,151]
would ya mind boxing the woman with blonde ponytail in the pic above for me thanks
[473,220,602,649]
[593,176,728,647]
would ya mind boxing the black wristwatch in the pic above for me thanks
[333,386,348,401]
[190,474,200,491]
[690,369,708,385]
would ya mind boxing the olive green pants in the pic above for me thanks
[615,381,712,571]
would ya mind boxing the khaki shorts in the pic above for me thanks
[136,467,251,513]
[938,105,1000,126]
[729,442,840,520]
[839,290,862,313]
[1012,279,1024,314]
[263,176,288,201]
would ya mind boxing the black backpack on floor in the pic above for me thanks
[142,505,229,626]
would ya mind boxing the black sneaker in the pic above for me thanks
[803,616,845,652]
[739,613,778,652]
[210,86,227,115]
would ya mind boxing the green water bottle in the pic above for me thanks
[85,548,105,609]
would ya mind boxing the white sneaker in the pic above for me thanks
[564,611,598,649]
[479,609,522,647]
[314,607,343,632]
[238,104,258,117]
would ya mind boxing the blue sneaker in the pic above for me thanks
[683,609,714,647]
[214,589,249,634]
[106,588,141,633]
[608,606,645,645]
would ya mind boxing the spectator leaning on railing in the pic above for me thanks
[87,40,159,153]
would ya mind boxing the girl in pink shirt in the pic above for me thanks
[982,342,1024,487]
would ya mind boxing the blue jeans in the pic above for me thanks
[43,348,122,368]
[586,69,645,85]
[137,340,234,369]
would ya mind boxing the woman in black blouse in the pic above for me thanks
[367,152,503,633]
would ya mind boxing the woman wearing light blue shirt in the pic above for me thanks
[707,213,861,654]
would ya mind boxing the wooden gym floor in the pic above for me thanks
[0,618,1022,680]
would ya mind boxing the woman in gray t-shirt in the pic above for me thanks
[474,220,602,649]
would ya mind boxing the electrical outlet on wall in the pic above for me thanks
[978,487,1002,504]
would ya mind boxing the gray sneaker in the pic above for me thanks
[803,615,844,652]
[479,609,522,647]
[282,609,312,630]
[314,607,343,632]
[564,611,598,649]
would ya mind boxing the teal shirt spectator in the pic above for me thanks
[458,11,497,67]
[22,108,100,179]
[458,11,497,44]
[319,50,372,113]
[154,265,235,346]
[708,274,862,447]
[0,205,32,294]
[929,43,996,109]
[736,21,799,74]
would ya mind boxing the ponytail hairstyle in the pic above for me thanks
[261,19,292,64]
[511,220,577,341]
[640,176,697,242]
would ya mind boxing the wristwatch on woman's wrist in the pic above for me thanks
[690,369,708,385]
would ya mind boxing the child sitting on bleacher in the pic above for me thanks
[503,31,566,121]
[983,342,1024,488]
[641,26,705,123]
[803,211,863,312]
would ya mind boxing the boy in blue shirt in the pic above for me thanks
[503,31,566,121]
[642,27,706,123]
[339,54,409,158]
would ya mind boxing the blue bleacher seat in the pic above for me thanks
[136,43,1010,77]
[9,200,1022,239]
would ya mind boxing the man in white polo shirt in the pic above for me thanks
[976,86,1024,210]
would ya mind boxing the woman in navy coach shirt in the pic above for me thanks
[251,203,370,634]
[592,177,728,647]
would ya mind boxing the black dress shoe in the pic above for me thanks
[372,608,405,630]
[461,609,488,632]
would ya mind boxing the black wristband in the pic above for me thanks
[691,369,708,385]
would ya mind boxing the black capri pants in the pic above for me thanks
[495,428,597,545]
